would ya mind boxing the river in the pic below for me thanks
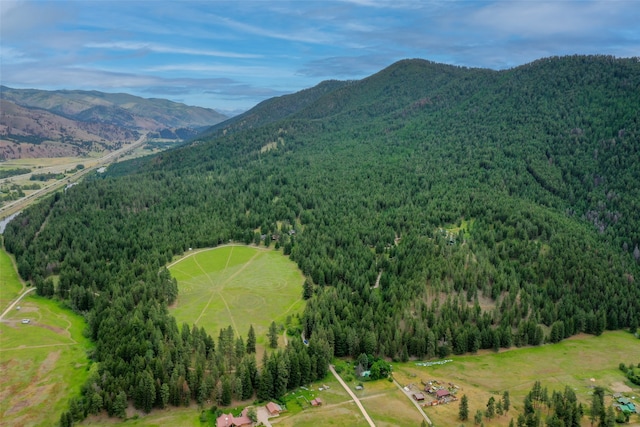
[0,211,21,234]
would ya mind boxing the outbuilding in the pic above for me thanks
[436,389,450,399]
[266,401,282,416]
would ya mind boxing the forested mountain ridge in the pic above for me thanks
[198,79,350,139]
[4,55,640,421]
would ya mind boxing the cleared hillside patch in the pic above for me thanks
[0,294,92,427]
[169,245,305,345]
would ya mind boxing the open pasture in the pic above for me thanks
[357,380,424,427]
[392,331,640,426]
[274,375,369,427]
[169,245,304,345]
[0,247,23,312]
[82,407,202,427]
[0,294,92,427]
[0,156,100,174]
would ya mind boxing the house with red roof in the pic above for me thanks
[266,401,282,416]
[436,389,450,399]
[216,408,252,427]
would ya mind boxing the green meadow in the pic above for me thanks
[0,294,92,427]
[0,245,24,311]
[276,332,640,427]
[2,243,638,427]
[81,331,639,426]
[392,331,640,426]
[272,373,371,427]
[169,245,305,346]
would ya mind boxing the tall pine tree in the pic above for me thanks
[459,394,469,421]
[247,325,256,353]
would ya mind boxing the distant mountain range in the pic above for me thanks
[0,86,227,159]
[5,55,640,425]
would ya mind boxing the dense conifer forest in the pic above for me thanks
[4,55,640,421]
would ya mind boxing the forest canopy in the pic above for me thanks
[4,55,640,421]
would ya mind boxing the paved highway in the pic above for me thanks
[0,133,148,219]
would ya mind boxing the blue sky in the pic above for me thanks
[1,1,639,114]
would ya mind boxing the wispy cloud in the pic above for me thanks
[145,63,295,78]
[210,14,337,45]
[470,1,622,37]
[0,46,35,65]
[2,0,639,110]
[298,55,392,78]
[85,42,262,59]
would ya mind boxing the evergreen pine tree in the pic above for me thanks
[603,406,615,427]
[475,409,483,425]
[247,325,256,353]
[503,390,511,412]
[268,321,279,348]
[303,279,313,299]
[486,396,496,418]
[459,394,469,421]
[160,383,170,408]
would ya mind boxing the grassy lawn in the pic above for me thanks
[0,246,24,312]
[169,245,305,347]
[82,407,202,427]
[392,331,640,426]
[349,379,422,427]
[0,294,92,427]
[274,375,369,427]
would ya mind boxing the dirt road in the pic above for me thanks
[0,287,36,320]
[329,364,376,427]
[393,378,433,425]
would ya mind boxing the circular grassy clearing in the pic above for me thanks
[168,245,304,345]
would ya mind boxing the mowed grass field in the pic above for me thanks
[168,245,305,347]
[0,294,92,427]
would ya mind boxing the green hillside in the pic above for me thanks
[3,55,639,422]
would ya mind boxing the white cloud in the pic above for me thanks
[2,0,639,110]
[85,42,263,59]
[0,46,35,64]
[469,1,625,37]
[337,0,424,10]
[0,0,70,38]
[145,63,295,78]
[211,14,337,45]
